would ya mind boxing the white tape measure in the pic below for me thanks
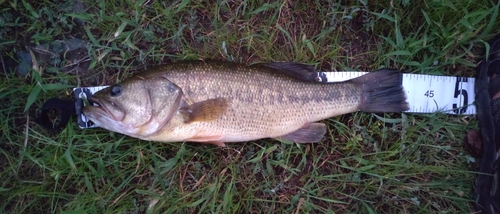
[73,86,109,129]
[74,71,476,129]
[321,71,476,114]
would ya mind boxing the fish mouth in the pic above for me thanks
[87,96,126,122]
[85,96,114,120]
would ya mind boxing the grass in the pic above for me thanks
[1,0,499,213]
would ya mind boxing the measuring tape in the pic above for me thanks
[74,72,476,129]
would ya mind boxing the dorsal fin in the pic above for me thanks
[256,62,319,82]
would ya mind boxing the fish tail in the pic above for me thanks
[351,69,409,113]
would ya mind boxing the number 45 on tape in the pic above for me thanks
[404,74,474,114]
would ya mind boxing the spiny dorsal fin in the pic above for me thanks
[180,98,229,123]
[257,62,319,82]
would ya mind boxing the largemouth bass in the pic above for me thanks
[83,61,408,146]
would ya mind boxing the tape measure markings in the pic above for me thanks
[73,86,108,129]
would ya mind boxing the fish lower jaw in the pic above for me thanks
[84,114,140,138]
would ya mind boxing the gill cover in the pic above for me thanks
[135,75,183,136]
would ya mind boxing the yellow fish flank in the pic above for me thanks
[83,61,409,146]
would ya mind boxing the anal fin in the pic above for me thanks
[279,123,327,143]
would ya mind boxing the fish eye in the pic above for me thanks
[110,85,122,97]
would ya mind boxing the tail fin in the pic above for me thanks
[350,69,409,113]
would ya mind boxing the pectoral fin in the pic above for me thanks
[279,123,327,143]
[180,98,229,123]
